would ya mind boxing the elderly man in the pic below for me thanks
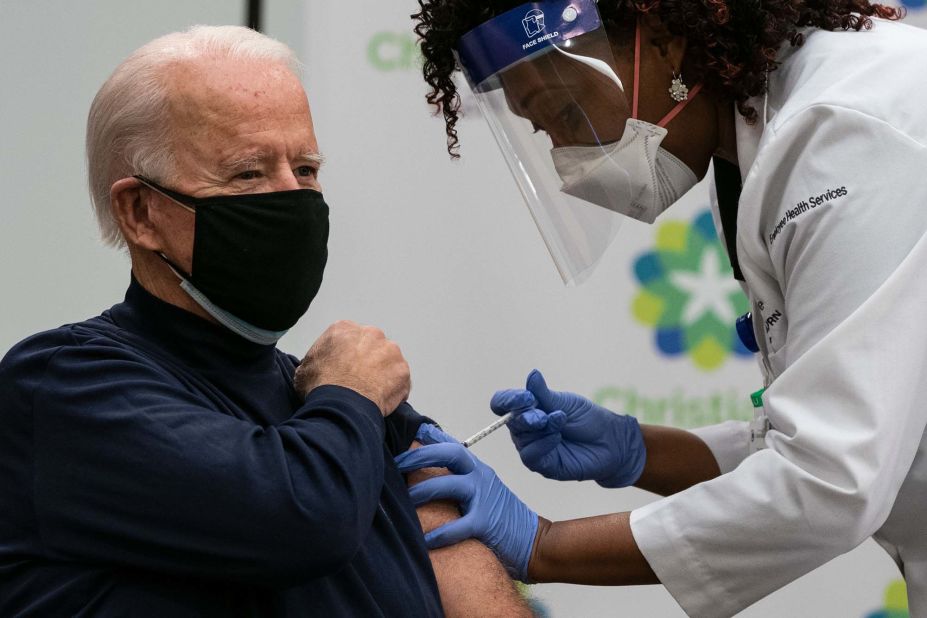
[0,26,530,617]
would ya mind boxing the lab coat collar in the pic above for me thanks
[732,32,808,182]
[734,95,767,184]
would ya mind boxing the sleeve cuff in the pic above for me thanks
[384,402,434,455]
[689,420,751,474]
[303,384,385,441]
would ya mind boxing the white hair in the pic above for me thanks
[86,25,301,247]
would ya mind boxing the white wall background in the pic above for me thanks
[2,1,922,616]
[0,0,303,352]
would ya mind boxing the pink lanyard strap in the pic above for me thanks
[658,82,703,127]
[631,18,702,127]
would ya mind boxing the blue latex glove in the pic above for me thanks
[396,424,538,581]
[490,369,646,488]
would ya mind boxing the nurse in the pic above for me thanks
[395,0,927,615]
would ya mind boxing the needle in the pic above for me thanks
[462,413,513,448]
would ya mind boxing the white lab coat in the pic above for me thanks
[629,19,927,617]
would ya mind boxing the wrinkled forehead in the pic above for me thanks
[163,56,310,135]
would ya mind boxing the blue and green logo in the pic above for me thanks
[632,210,752,371]
[865,580,909,618]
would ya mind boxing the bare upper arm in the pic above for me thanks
[406,440,534,617]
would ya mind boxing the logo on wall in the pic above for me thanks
[865,579,909,617]
[522,9,546,36]
[366,32,423,72]
[593,386,753,428]
[632,210,752,371]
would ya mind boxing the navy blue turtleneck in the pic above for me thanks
[0,278,443,617]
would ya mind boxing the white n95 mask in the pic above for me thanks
[550,118,698,224]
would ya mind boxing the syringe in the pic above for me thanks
[462,413,513,448]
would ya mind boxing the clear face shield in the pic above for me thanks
[456,0,701,283]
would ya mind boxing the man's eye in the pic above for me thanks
[237,170,262,180]
[295,165,318,178]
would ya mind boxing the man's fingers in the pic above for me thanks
[490,389,537,416]
[423,517,477,550]
[299,319,410,415]
[394,442,475,475]
[408,475,474,506]
[361,324,386,340]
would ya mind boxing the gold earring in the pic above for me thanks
[669,72,689,102]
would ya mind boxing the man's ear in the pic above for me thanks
[642,13,687,74]
[110,177,164,252]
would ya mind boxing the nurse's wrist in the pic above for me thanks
[596,414,647,488]
[526,516,554,583]
[524,513,659,586]
[632,424,722,496]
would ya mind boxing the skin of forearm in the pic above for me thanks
[524,425,717,586]
[527,513,658,586]
[634,425,721,496]
[407,443,534,618]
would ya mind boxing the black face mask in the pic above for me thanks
[135,176,329,335]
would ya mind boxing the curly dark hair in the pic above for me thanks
[413,0,903,157]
